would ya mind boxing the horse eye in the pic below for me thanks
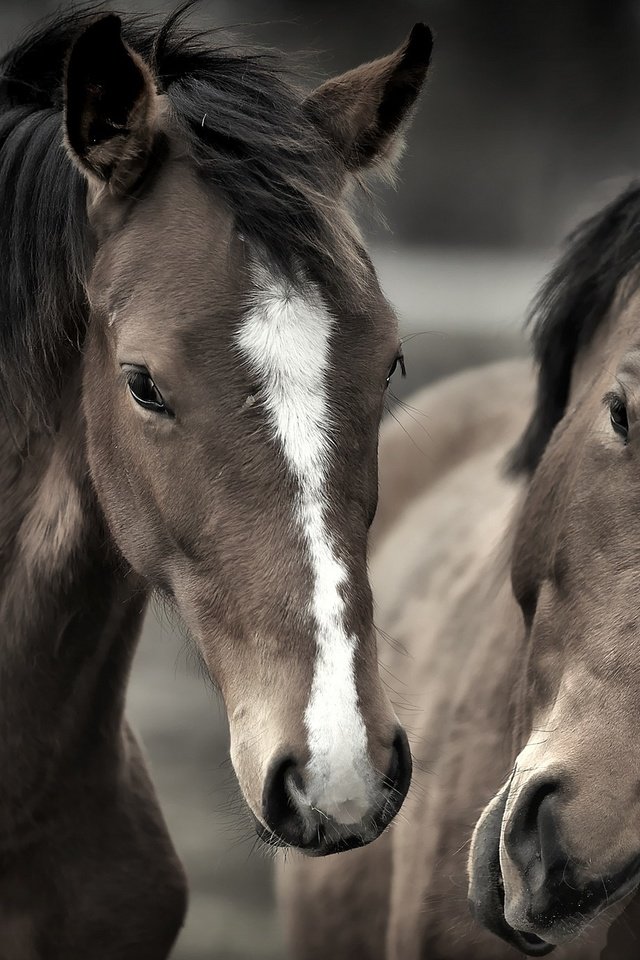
[386,353,406,388]
[124,367,169,415]
[607,394,629,441]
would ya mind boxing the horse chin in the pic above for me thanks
[469,869,556,957]
[253,816,379,858]
[468,789,556,957]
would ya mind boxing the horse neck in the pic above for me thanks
[0,374,147,840]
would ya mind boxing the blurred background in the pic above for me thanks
[2,1,640,957]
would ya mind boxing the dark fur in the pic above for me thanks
[0,3,342,430]
[510,181,640,474]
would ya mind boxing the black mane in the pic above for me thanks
[0,4,342,430]
[510,181,640,474]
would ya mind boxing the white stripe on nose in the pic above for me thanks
[237,265,373,819]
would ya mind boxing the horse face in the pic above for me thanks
[470,330,640,950]
[81,165,408,853]
[64,14,431,854]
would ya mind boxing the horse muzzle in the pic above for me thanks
[256,728,412,856]
[468,785,555,956]
[469,779,640,955]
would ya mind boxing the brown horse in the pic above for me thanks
[278,186,640,958]
[0,7,432,957]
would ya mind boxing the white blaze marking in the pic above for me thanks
[237,265,372,823]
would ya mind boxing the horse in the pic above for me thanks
[277,184,640,959]
[0,6,432,957]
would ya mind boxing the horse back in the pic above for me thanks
[372,358,533,549]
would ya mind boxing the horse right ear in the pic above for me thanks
[64,14,158,194]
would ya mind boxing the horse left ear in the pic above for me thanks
[64,14,158,194]
[304,23,433,178]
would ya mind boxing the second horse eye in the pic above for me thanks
[609,396,629,441]
[386,354,406,388]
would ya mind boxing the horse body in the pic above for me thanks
[373,364,530,959]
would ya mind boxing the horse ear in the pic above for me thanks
[304,23,432,178]
[64,14,158,193]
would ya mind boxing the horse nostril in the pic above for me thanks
[536,791,564,875]
[258,734,413,853]
[384,727,412,808]
[505,780,563,884]
[261,755,304,842]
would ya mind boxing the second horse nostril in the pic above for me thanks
[384,728,412,805]
[387,738,400,785]
[505,780,561,878]
[536,792,564,874]
[262,755,305,839]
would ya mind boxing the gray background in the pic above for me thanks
[2,1,638,956]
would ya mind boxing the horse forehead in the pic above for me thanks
[93,156,237,295]
[92,152,389,362]
[237,268,383,408]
